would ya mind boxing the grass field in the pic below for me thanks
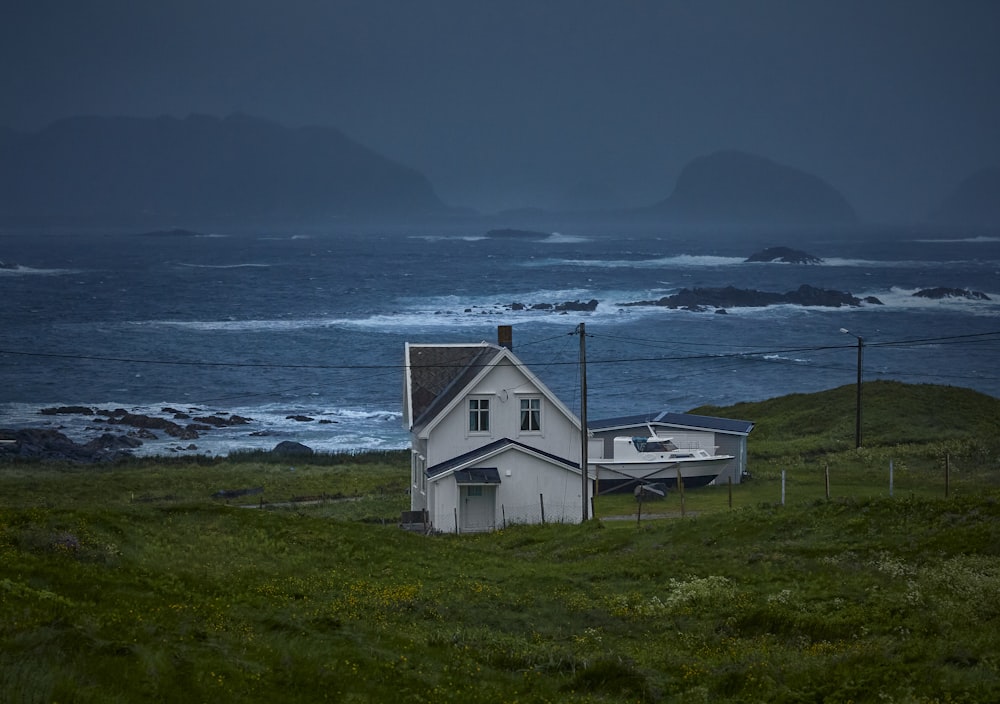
[2,382,999,702]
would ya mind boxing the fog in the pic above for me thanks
[2,0,998,221]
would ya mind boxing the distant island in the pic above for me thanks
[646,150,858,226]
[931,168,1000,226]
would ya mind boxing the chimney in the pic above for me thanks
[497,325,513,350]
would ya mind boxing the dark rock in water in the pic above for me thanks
[40,405,95,416]
[504,299,599,313]
[621,284,865,312]
[864,296,884,305]
[714,309,728,314]
[913,287,990,301]
[745,246,823,264]
[555,299,599,312]
[194,414,252,427]
[84,433,143,452]
[272,440,314,456]
[0,259,17,269]
[486,228,550,239]
[103,412,201,439]
[286,415,315,422]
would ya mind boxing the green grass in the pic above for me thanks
[2,383,999,702]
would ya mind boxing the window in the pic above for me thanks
[466,486,483,497]
[520,397,541,432]
[468,398,490,432]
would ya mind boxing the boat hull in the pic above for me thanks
[592,457,730,493]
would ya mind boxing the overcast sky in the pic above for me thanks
[2,0,998,220]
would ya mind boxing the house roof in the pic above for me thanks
[589,411,754,435]
[405,343,501,429]
[404,341,580,437]
[426,437,579,481]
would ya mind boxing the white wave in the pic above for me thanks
[914,236,1000,243]
[174,262,272,269]
[408,234,487,242]
[761,353,810,364]
[526,254,745,268]
[127,317,348,331]
[0,264,78,276]
[543,232,588,243]
[857,286,1000,315]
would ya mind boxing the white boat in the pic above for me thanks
[590,428,733,493]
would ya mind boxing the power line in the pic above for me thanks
[1,329,998,373]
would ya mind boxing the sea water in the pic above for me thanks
[1,226,998,456]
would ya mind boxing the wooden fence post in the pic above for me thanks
[637,492,642,526]
[539,493,545,524]
[677,468,685,518]
[502,504,506,530]
[781,470,786,506]
[454,507,458,534]
[825,464,830,500]
[889,459,894,498]
[945,454,950,498]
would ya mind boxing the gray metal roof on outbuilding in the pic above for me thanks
[589,411,754,435]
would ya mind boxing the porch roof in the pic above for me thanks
[454,468,501,485]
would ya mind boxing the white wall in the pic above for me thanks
[429,448,588,532]
[425,359,580,467]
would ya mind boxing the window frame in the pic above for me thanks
[518,396,543,434]
[467,396,491,434]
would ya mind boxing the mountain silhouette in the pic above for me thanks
[647,150,857,226]
[931,168,1000,226]
[0,114,447,226]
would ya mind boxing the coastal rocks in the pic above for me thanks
[507,299,599,312]
[913,287,990,300]
[103,411,201,440]
[272,441,314,456]
[745,247,823,264]
[621,284,878,312]
[0,428,139,462]
[41,406,96,415]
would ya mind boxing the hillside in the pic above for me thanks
[0,114,448,226]
[647,149,858,226]
[692,380,1000,457]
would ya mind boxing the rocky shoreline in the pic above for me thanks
[1,406,328,462]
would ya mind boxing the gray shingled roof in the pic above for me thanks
[408,344,500,429]
[589,411,754,435]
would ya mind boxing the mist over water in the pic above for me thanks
[1,228,998,456]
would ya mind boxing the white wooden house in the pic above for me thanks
[403,333,589,532]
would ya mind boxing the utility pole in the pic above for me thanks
[577,323,589,522]
[840,328,863,448]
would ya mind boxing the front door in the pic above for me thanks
[460,485,496,532]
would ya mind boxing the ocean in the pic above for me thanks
[2,226,998,457]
